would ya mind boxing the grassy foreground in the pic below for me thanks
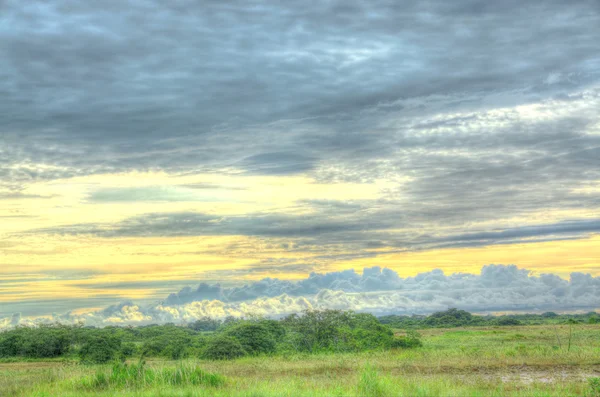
[2,324,599,397]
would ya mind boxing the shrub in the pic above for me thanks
[22,327,72,358]
[141,334,196,359]
[188,316,222,332]
[283,310,396,353]
[0,325,73,358]
[283,310,354,353]
[202,335,246,360]
[120,342,139,359]
[79,334,122,364]
[425,308,473,327]
[0,333,24,357]
[224,322,277,356]
[348,314,395,351]
[542,312,558,318]
[256,319,286,340]
[496,317,522,326]
[391,329,423,348]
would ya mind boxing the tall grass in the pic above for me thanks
[588,378,600,397]
[78,360,225,390]
[357,365,389,397]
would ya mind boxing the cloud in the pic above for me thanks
[1,0,599,187]
[87,186,218,202]
[1,0,600,322]
[31,209,600,252]
[236,152,317,175]
[3,264,598,329]
[0,192,56,200]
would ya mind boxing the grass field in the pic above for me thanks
[2,324,599,396]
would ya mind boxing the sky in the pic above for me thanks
[1,0,600,326]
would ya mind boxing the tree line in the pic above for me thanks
[379,308,600,328]
[0,310,421,363]
[1,308,597,363]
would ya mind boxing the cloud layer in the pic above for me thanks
[3,264,598,329]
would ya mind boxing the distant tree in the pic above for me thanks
[495,317,522,326]
[223,322,277,355]
[188,316,221,332]
[282,310,394,353]
[391,329,423,348]
[425,308,473,327]
[79,334,122,364]
[542,312,558,318]
[202,335,246,360]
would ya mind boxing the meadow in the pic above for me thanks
[1,311,599,396]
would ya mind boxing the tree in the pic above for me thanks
[202,335,246,360]
[188,316,222,332]
[79,334,122,364]
[223,322,277,355]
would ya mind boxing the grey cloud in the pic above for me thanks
[179,183,247,191]
[31,209,600,253]
[236,152,317,175]
[4,264,598,328]
[32,210,392,239]
[1,0,599,233]
[0,192,56,200]
[10,313,21,326]
[435,219,600,246]
[162,264,591,309]
[2,0,599,147]
[87,186,220,203]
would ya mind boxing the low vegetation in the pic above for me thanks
[0,310,421,363]
[380,308,600,328]
[78,360,225,390]
[1,309,599,396]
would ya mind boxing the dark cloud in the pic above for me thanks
[1,0,599,218]
[236,152,317,175]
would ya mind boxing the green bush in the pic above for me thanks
[120,342,139,358]
[282,310,396,353]
[141,333,200,359]
[425,308,473,327]
[24,327,72,358]
[223,322,277,356]
[391,329,422,348]
[79,334,122,364]
[495,317,522,326]
[188,316,222,332]
[0,325,73,359]
[256,319,286,340]
[0,333,24,357]
[202,335,246,360]
[283,310,354,353]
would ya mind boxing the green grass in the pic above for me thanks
[76,360,225,390]
[2,324,599,396]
